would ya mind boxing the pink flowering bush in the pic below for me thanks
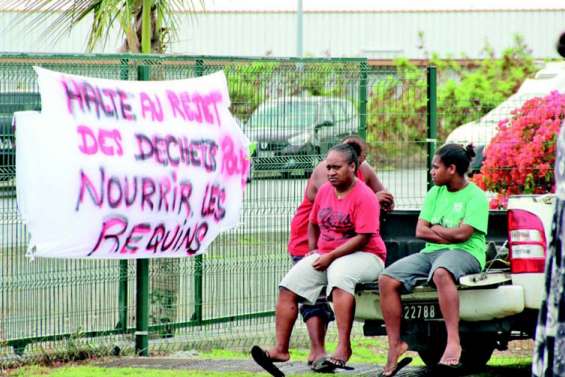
[472,91,565,209]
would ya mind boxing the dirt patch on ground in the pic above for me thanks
[494,339,534,358]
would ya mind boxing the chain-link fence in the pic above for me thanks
[0,54,434,366]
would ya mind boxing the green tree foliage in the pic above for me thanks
[367,35,538,162]
[226,61,357,122]
[288,62,355,98]
[224,62,280,122]
[438,35,537,139]
[366,59,428,161]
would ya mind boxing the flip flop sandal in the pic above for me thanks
[379,357,413,377]
[311,356,354,373]
[435,361,464,374]
[308,355,328,368]
[250,345,285,377]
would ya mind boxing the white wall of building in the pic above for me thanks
[166,10,564,59]
[0,2,563,59]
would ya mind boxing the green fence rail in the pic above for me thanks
[0,54,432,364]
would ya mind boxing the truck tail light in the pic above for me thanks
[507,209,547,273]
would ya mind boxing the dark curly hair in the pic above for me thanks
[342,134,366,158]
[436,143,476,176]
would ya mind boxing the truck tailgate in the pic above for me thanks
[355,284,525,322]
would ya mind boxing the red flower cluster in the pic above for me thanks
[472,91,565,209]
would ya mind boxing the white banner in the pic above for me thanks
[15,67,250,259]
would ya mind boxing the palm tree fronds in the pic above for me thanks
[9,0,203,53]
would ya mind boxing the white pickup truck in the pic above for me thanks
[354,194,554,370]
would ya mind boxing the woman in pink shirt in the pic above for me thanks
[289,136,393,259]
[251,143,387,375]
[287,136,394,365]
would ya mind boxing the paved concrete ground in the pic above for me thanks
[100,357,532,376]
[101,357,423,375]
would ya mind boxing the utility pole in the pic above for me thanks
[297,0,303,57]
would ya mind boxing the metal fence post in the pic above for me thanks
[117,261,128,332]
[135,63,151,356]
[193,256,203,324]
[358,60,368,140]
[117,58,129,333]
[426,66,437,190]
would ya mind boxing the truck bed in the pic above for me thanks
[355,210,526,322]
[378,210,508,266]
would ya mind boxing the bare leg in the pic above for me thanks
[331,288,354,362]
[379,275,409,375]
[433,268,462,365]
[305,316,327,362]
[266,287,299,362]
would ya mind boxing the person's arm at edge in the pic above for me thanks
[361,162,385,192]
[361,162,395,210]
[308,221,320,252]
[306,161,328,202]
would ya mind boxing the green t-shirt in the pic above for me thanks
[419,182,489,269]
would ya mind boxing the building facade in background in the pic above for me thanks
[0,0,563,59]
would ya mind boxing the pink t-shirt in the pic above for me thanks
[309,180,386,262]
[288,168,366,257]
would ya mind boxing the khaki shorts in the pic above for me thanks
[280,252,384,305]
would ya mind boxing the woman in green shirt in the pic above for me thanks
[378,143,488,376]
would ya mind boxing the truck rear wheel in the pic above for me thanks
[460,334,496,370]
[417,346,442,367]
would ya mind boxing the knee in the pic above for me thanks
[277,290,298,313]
[279,287,298,304]
[378,274,401,295]
[331,287,352,300]
[432,268,455,286]
[329,287,354,308]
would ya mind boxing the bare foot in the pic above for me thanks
[308,351,326,365]
[265,348,290,363]
[439,342,462,366]
[332,343,352,363]
[382,341,408,376]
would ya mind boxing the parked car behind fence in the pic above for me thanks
[243,96,359,178]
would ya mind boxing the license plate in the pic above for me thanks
[402,302,441,320]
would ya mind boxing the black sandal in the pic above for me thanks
[380,357,413,377]
[250,345,285,377]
